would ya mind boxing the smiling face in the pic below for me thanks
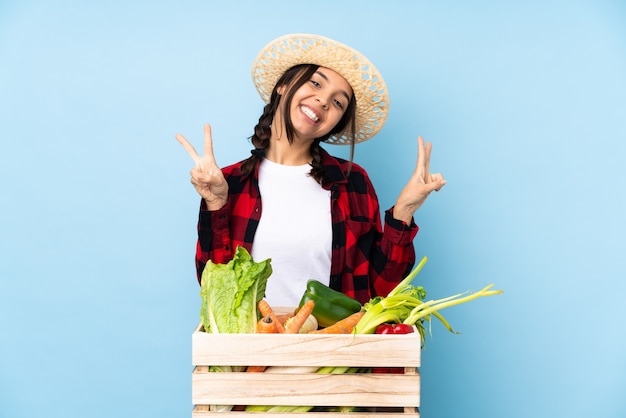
[278,66,354,143]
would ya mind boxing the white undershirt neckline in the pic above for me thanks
[250,158,332,307]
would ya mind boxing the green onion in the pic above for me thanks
[354,256,504,344]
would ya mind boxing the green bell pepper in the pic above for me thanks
[296,280,362,328]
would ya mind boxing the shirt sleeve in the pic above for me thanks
[369,208,419,298]
[382,208,419,245]
[195,199,234,284]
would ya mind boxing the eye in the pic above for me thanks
[333,98,345,110]
[309,79,321,88]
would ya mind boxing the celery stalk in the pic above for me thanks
[354,257,503,339]
[245,405,313,412]
[387,256,429,297]
[404,284,503,325]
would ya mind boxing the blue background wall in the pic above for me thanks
[1,1,625,417]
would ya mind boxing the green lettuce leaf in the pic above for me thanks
[200,246,272,334]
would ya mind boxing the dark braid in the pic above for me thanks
[309,140,324,183]
[241,100,275,175]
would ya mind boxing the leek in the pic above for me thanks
[353,256,504,343]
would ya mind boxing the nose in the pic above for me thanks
[316,96,328,109]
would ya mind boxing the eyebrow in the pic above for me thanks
[316,70,352,103]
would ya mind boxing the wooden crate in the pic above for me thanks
[191,318,421,417]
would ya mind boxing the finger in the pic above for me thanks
[175,133,201,165]
[430,173,446,191]
[415,136,426,173]
[423,141,433,176]
[203,123,216,162]
[191,166,210,181]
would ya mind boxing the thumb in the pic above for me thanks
[427,176,446,192]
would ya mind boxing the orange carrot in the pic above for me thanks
[284,300,315,334]
[308,311,365,334]
[275,313,294,326]
[256,314,278,334]
[257,299,285,333]
[246,365,267,373]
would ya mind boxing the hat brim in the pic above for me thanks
[251,33,389,144]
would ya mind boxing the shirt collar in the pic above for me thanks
[318,146,349,187]
[242,145,350,187]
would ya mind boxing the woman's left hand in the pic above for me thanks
[393,136,446,224]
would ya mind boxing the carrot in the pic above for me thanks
[257,299,285,333]
[249,306,285,373]
[246,365,267,373]
[308,311,365,334]
[275,313,294,326]
[256,314,278,334]
[284,300,315,334]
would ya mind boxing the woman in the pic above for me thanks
[176,34,446,306]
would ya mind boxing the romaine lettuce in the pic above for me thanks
[200,246,272,334]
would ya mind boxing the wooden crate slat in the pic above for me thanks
[192,371,420,407]
[192,327,421,368]
[192,408,419,417]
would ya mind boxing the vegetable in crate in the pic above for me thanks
[354,256,504,345]
[200,246,273,411]
[308,311,364,334]
[296,279,362,328]
[200,246,272,334]
[376,323,415,334]
[373,323,415,374]
[284,299,316,333]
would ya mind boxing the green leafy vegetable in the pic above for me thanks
[354,256,504,344]
[200,246,272,334]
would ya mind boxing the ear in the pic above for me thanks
[276,84,286,95]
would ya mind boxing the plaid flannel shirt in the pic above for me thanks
[195,147,418,304]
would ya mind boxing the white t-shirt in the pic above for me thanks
[251,159,332,307]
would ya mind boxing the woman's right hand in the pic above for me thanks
[176,123,229,210]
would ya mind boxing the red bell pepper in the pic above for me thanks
[373,323,414,374]
[375,323,415,335]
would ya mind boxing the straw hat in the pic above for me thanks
[251,33,389,144]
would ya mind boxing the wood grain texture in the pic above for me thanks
[191,319,421,416]
[192,324,421,368]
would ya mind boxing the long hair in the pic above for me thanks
[241,64,357,183]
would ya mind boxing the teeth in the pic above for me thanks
[301,106,319,122]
